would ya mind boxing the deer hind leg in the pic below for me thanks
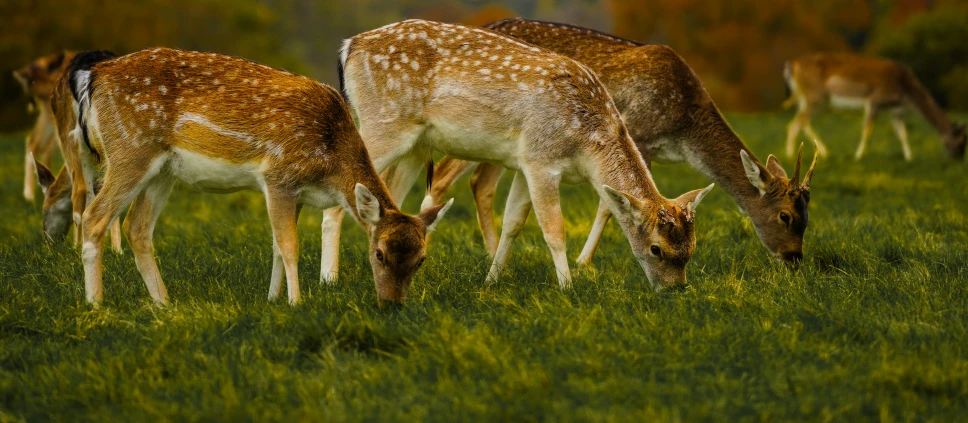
[576,200,613,266]
[486,171,532,284]
[266,188,301,305]
[892,115,912,161]
[525,171,571,289]
[319,206,343,284]
[123,176,175,304]
[855,103,877,160]
[81,157,166,305]
[269,204,302,301]
[470,163,504,257]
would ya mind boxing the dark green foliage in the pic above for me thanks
[1,111,967,421]
[871,4,968,109]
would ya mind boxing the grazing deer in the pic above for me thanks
[31,155,122,252]
[784,52,966,161]
[325,19,714,291]
[49,48,452,306]
[423,18,817,265]
[14,51,75,201]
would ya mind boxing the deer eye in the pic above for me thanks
[650,245,661,256]
[375,249,385,263]
[416,257,426,268]
[780,212,791,225]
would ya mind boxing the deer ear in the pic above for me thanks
[32,154,56,195]
[765,154,787,179]
[675,183,715,212]
[602,185,644,225]
[354,183,382,224]
[419,198,454,233]
[740,150,769,195]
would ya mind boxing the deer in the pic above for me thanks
[422,18,818,265]
[323,19,715,291]
[16,52,123,252]
[784,52,966,162]
[14,51,75,202]
[48,48,453,306]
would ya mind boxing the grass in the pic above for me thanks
[1,110,967,421]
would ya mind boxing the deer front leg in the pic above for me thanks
[785,111,804,158]
[23,116,54,201]
[320,207,343,284]
[266,189,300,305]
[123,177,175,304]
[82,163,159,305]
[269,204,302,301]
[486,171,532,284]
[526,172,571,289]
[576,200,612,266]
[469,162,504,257]
[892,116,912,161]
[855,103,876,160]
[109,219,123,253]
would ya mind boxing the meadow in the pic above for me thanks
[1,110,967,421]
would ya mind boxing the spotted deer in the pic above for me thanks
[424,18,817,265]
[325,19,714,291]
[14,51,75,201]
[784,52,966,161]
[49,48,452,306]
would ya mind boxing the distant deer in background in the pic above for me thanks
[49,48,452,306]
[326,19,714,291]
[13,51,76,201]
[784,52,966,161]
[424,18,817,265]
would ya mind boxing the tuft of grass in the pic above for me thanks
[1,110,967,421]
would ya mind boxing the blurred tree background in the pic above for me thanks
[1,0,965,130]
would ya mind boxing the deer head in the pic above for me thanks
[32,156,73,242]
[740,143,819,264]
[13,52,70,98]
[945,123,966,160]
[355,184,453,306]
[602,183,715,291]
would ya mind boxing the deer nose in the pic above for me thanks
[781,251,803,264]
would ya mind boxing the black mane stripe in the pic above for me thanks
[65,50,116,162]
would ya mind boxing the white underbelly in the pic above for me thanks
[169,148,264,193]
[829,94,867,109]
[423,119,521,170]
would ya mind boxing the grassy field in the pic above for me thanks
[1,110,967,421]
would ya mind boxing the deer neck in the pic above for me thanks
[588,135,663,205]
[680,112,762,213]
[902,75,954,136]
[333,148,399,226]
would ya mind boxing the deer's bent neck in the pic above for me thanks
[680,112,761,213]
[588,135,663,204]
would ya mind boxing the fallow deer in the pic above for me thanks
[324,19,714,291]
[423,18,818,265]
[49,48,452,306]
[14,51,75,201]
[784,52,966,161]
